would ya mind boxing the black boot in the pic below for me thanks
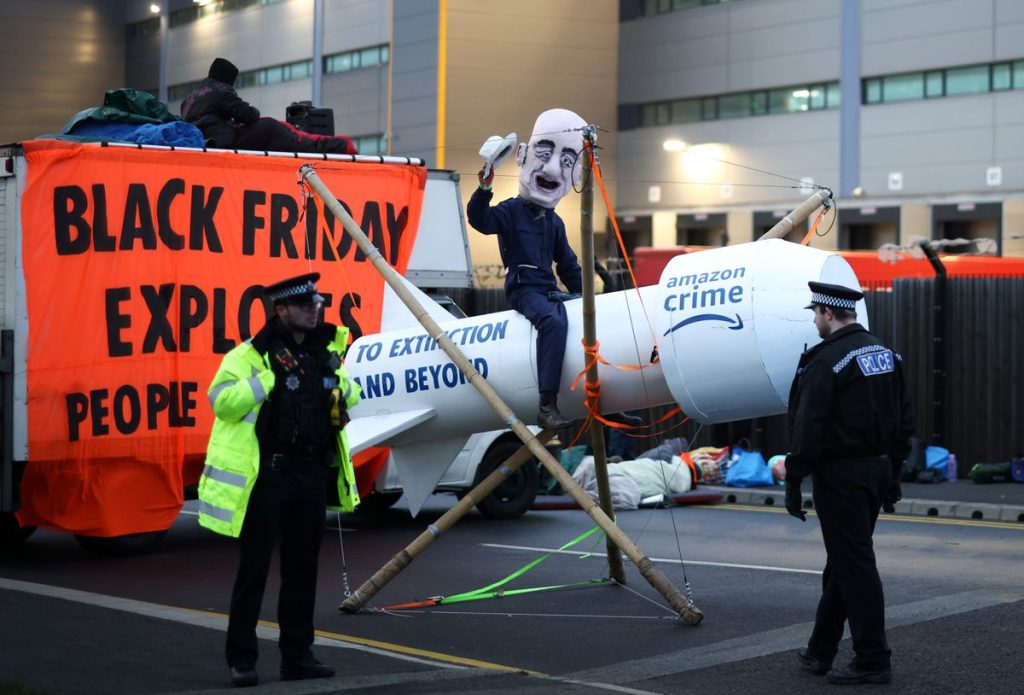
[537,391,571,429]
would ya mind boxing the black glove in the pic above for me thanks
[785,477,807,521]
[882,479,902,513]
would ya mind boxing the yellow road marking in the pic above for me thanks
[312,626,539,673]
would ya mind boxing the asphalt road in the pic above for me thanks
[1,496,1022,694]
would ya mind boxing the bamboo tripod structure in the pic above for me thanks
[299,165,703,624]
[578,130,626,584]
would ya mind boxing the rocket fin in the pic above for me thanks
[346,408,436,455]
[380,274,458,333]
[389,436,470,517]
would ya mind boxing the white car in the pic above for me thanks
[364,426,545,518]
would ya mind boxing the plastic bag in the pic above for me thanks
[923,446,949,482]
[724,448,775,488]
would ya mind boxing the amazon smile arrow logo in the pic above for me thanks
[664,313,744,336]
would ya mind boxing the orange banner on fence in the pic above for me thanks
[16,140,426,535]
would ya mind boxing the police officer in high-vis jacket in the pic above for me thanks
[786,281,915,686]
[199,272,360,688]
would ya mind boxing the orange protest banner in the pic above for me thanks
[16,141,426,535]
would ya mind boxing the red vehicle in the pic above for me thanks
[633,245,1024,290]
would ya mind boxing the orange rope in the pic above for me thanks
[799,206,828,246]
[587,142,659,349]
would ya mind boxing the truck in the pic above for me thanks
[0,140,540,554]
[633,245,1024,290]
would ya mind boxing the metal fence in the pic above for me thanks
[452,277,1024,472]
[877,277,1024,472]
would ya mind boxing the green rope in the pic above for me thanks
[438,525,605,605]
[439,578,609,605]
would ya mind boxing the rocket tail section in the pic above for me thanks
[380,272,458,333]
[389,436,470,516]
[347,408,436,455]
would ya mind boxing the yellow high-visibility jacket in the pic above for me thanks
[198,324,361,537]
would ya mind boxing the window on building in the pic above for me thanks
[769,87,805,113]
[324,44,390,74]
[655,102,671,125]
[827,82,842,107]
[640,0,738,16]
[354,134,386,156]
[671,98,701,123]
[701,96,717,119]
[641,104,657,127]
[807,84,825,109]
[945,65,989,95]
[751,90,768,114]
[992,63,1012,90]
[882,72,924,102]
[718,93,749,118]
[1015,61,1024,89]
[864,78,881,104]
[262,66,284,85]
[925,70,944,97]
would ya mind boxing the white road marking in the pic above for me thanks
[481,542,823,575]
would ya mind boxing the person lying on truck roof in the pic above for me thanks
[180,57,358,155]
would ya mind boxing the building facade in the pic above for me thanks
[617,0,1024,257]
[2,0,1020,274]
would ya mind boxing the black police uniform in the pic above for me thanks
[787,283,915,676]
[225,280,342,676]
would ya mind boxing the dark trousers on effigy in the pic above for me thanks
[508,289,568,393]
[808,456,892,670]
[225,462,327,669]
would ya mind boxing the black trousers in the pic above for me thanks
[808,456,892,670]
[225,463,327,669]
[507,289,568,394]
[234,118,356,154]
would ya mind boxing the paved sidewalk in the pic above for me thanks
[703,479,1024,523]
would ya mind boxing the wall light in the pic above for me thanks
[663,139,687,152]
[149,3,161,13]
[680,143,728,182]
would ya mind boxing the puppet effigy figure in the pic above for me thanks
[467,109,587,428]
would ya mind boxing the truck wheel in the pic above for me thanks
[75,530,168,556]
[0,512,35,546]
[473,440,539,519]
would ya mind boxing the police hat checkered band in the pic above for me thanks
[269,280,317,302]
[810,291,857,310]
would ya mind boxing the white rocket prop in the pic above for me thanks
[345,239,866,515]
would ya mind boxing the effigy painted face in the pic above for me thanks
[516,108,587,209]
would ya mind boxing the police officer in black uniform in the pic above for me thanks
[785,281,915,686]
[225,273,347,687]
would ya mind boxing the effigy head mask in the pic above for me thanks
[516,108,587,209]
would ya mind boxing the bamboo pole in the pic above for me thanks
[300,165,702,624]
[340,429,556,611]
[759,189,834,241]
[579,132,626,584]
